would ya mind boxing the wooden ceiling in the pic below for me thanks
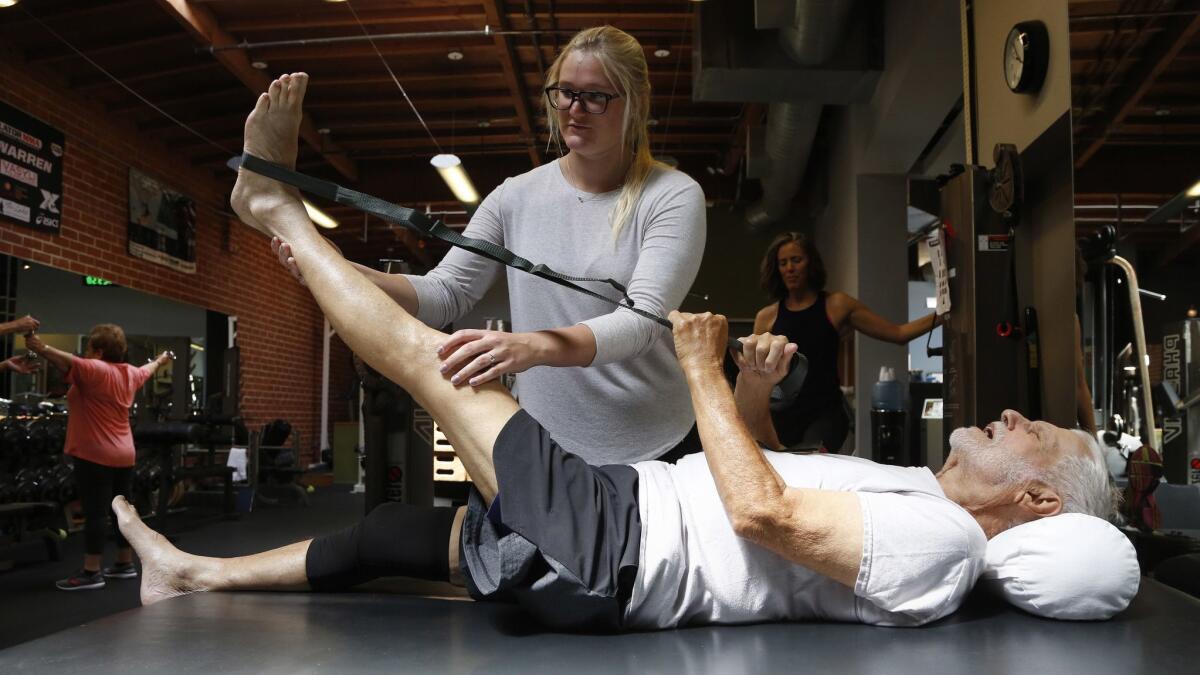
[1069,0,1200,270]
[0,0,740,268]
[1,1,1197,270]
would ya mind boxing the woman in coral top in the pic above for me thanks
[25,324,173,591]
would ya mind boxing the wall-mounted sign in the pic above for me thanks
[977,234,1012,252]
[82,275,113,286]
[0,100,64,234]
[927,226,951,315]
[128,168,196,274]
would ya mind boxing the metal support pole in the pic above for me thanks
[352,387,365,494]
[320,317,332,458]
[1108,256,1160,451]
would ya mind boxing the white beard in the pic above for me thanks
[948,427,1037,487]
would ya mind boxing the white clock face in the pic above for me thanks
[1005,28,1026,90]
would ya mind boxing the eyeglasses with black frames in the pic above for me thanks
[544,86,620,114]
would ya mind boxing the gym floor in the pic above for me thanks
[0,486,368,650]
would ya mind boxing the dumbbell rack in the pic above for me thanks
[0,406,71,568]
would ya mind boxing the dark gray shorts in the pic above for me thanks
[459,410,642,632]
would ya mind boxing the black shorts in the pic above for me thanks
[459,410,642,632]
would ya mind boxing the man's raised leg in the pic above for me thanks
[231,73,518,501]
[110,73,518,607]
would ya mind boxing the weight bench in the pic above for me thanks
[0,501,63,568]
[1,578,1196,673]
[134,423,235,534]
[250,424,309,507]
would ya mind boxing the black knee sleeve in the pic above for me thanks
[306,503,456,592]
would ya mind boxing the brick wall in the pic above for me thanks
[0,48,354,463]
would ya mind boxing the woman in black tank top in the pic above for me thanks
[754,233,939,451]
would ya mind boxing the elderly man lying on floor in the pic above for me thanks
[111,73,1117,632]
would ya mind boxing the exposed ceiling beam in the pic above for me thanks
[220,8,690,33]
[1154,220,1200,269]
[1071,5,1163,130]
[106,86,248,115]
[305,70,506,89]
[2,0,145,26]
[244,43,690,65]
[139,110,248,133]
[224,6,485,32]
[510,11,691,30]
[31,34,183,66]
[151,0,359,182]
[73,61,223,93]
[1075,3,1200,168]
[482,0,541,167]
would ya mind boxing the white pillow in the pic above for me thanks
[980,513,1140,620]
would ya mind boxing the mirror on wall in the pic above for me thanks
[1,257,210,422]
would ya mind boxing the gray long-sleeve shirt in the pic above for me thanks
[406,159,706,464]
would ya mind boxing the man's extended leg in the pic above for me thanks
[113,496,468,606]
[113,494,311,606]
[230,73,516,501]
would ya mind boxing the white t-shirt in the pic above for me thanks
[625,452,988,629]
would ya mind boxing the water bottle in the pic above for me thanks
[871,367,908,465]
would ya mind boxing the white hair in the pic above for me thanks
[1036,430,1121,520]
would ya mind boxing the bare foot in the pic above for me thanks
[112,496,213,606]
[230,73,310,236]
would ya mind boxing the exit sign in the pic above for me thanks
[83,275,113,286]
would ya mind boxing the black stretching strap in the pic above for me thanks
[238,153,807,399]
[241,153,656,324]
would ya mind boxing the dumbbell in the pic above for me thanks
[25,419,50,455]
[45,418,66,454]
[41,463,74,503]
[14,470,41,502]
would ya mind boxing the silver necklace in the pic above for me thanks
[562,156,621,204]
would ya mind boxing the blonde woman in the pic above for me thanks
[273,27,706,464]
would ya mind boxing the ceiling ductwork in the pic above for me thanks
[778,0,859,66]
[744,101,823,230]
[693,0,879,230]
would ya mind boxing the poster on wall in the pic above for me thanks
[128,168,197,274]
[0,100,64,234]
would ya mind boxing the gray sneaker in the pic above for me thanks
[102,562,138,579]
[56,569,106,591]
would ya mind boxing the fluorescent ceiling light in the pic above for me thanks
[303,199,338,229]
[1187,179,1200,198]
[431,154,479,204]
